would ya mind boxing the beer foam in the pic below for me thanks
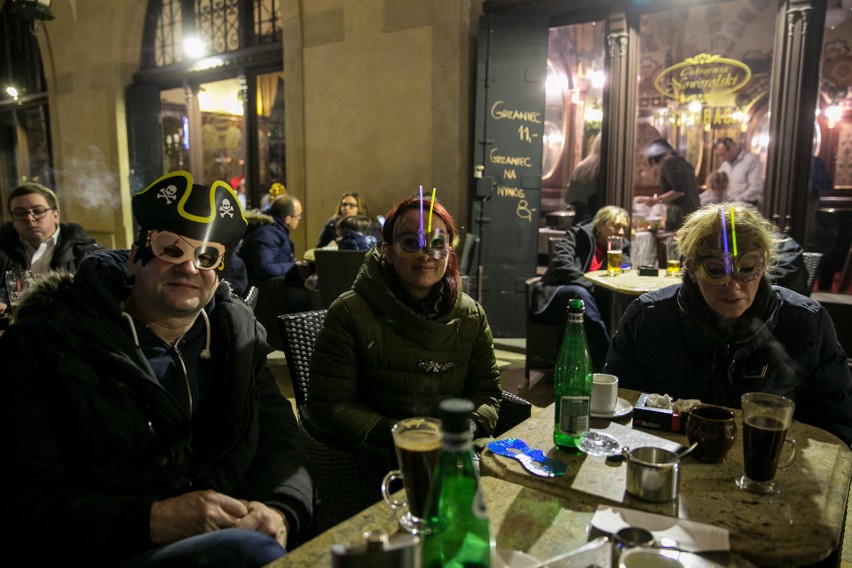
[395,428,442,452]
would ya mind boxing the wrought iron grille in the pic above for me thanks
[253,0,281,45]
[195,0,240,54]
[150,0,282,69]
[154,0,182,67]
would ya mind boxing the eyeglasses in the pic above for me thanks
[394,229,451,260]
[11,207,55,221]
[340,202,358,209]
[149,230,226,270]
[694,252,765,285]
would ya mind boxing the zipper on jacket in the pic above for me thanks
[172,343,193,419]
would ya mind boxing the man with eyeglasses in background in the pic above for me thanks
[712,136,764,207]
[0,182,100,316]
[239,193,311,312]
[0,171,312,565]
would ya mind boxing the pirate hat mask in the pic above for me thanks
[133,171,247,253]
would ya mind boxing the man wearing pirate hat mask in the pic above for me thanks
[0,171,312,565]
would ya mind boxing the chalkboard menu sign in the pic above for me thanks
[470,15,548,337]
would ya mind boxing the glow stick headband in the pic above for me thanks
[419,185,425,248]
[428,188,436,233]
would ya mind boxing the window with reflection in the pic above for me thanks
[543,21,605,225]
[141,0,283,209]
[806,1,852,294]
[634,1,777,230]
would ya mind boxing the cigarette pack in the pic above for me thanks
[633,393,688,433]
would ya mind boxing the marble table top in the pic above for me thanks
[268,476,607,568]
[585,268,680,295]
[479,389,852,567]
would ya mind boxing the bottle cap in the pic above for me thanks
[438,398,474,433]
[567,298,585,314]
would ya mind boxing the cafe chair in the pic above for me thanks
[249,277,291,350]
[524,237,563,382]
[840,244,852,293]
[313,249,367,308]
[242,285,259,311]
[802,252,823,296]
[524,276,562,382]
[277,310,394,534]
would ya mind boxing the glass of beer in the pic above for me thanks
[665,235,681,277]
[736,392,797,494]
[5,269,35,320]
[381,417,441,533]
[606,236,623,276]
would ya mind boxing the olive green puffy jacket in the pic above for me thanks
[307,247,501,444]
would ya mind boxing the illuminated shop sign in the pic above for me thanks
[654,53,751,101]
[652,106,747,127]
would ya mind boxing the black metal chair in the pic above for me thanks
[313,249,367,308]
[243,285,260,311]
[277,310,393,535]
[249,277,291,350]
[524,237,563,381]
[802,252,823,297]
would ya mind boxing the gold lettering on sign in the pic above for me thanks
[490,100,542,124]
[496,186,526,199]
[654,53,751,101]
[489,147,532,168]
[504,169,517,179]
[517,199,534,222]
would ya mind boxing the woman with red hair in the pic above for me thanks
[307,195,501,450]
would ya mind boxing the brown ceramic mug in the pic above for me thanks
[686,404,738,463]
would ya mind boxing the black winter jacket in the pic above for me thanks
[0,250,312,563]
[606,277,852,445]
[0,221,101,303]
[533,222,630,316]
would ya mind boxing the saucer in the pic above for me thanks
[591,397,633,418]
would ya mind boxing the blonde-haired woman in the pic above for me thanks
[531,205,631,370]
[316,192,374,248]
[607,203,852,445]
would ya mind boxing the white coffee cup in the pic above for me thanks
[591,373,619,414]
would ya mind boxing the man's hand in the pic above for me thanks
[234,501,289,547]
[0,301,7,316]
[150,490,249,544]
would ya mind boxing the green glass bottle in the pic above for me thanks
[421,398,492,568]
[553,298,593,450]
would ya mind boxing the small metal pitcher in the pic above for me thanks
[623,446,681,502]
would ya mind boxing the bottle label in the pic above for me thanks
[559,396,590,436]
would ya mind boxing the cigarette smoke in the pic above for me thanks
[57,144,120,211]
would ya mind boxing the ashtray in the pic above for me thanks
[578,431,624,457]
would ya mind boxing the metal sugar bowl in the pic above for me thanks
[623,446,683,502]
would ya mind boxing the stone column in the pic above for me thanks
[603,10,639,212]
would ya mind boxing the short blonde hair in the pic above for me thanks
[677,204,777,267]
[592,205,630,231]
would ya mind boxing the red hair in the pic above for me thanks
[382,195,461,304]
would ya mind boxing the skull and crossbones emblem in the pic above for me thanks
[157,184,178,204]
[219,199,234,218]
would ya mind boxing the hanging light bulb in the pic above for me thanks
[825,105,843,128]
